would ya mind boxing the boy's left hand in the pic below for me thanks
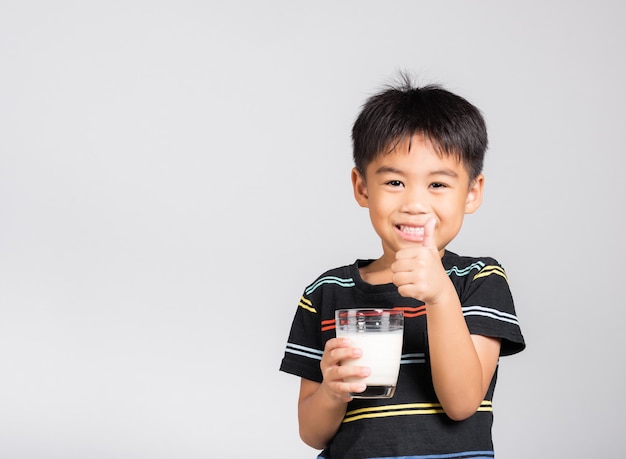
[391,217,449,304]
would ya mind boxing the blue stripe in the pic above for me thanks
[401,353,426,364]
[446,262,485,277]
[305,276,355,294]
[286,343,323,360]
[462,305,519,326]
[369,452,494,459]
[285,348,323,361]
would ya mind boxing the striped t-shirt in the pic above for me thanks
[280,250,525,459]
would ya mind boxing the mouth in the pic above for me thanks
[397,225,424,235]
[396,225,425,241]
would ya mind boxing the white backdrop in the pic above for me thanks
[1,1,624,458]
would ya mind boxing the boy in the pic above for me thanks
[279,74,525,459]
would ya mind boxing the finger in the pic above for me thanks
[325,363,369,387]
[321,341,362,371]
[325,337,352,352]
[422,217,437,249]
[394,246,420,261]
[338,364,370,380]
[348,382,367,394]
[326,381,367,402]
[391,270,413,287]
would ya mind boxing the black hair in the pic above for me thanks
[351,73,488,181]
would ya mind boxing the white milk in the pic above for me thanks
[337,329,403,385]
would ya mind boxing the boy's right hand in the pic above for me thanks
[319,337,370,402]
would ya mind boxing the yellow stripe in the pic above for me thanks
[473,266,508,282]
[298,297,316,313]
[343,401,492,423]
[344,408,445,422]
[346,402,442,416]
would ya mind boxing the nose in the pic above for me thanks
[400,187,429,214]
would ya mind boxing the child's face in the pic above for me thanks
[352,134,483,259]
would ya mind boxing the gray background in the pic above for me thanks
[1,1,624,458]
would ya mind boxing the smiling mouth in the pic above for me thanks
[397,225,424,236]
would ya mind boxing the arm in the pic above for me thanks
[392,218,501,420]
[424,281,501,420]
[297,338,370,449]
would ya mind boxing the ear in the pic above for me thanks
[465,174,484,214]
[351,167,369,208]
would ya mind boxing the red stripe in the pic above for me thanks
[393,305,427,318]
[322,306,426,332]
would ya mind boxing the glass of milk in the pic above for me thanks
[335,308,404,398]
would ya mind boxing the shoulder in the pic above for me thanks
[445,251,525,355]
[443,250,505,279]
[303,260,365,295]
[443,250,501,268]
[443,250,512,302]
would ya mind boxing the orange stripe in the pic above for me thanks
[322,306,426,332]
[403,310,427,318]
[394,306,427,318]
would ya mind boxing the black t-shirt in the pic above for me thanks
[280,251,525,459]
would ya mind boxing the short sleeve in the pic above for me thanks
[454,258,525,356]
[279,291,325,382]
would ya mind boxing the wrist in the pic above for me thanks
[425,280,458,308]
[319,380,351,405]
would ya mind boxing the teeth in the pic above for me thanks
[399,225,424,235]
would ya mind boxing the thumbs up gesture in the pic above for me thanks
[391,217,449,303]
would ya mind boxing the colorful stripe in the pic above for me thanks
[367,451,495,459]
[298,296,316,313]
[285,343,323,361]
[394,305,427,318]
[286,347,425,365]
[446,261,485,277]
[401,352,426,364]
[343,401,492,423]
[321,319,335,332]
[305,276,355,295]
[462,305,519,326]
[322,306,425,332]
[311,302,518,332]
[473,265,508,282]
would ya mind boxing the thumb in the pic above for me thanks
[422,217,437,249]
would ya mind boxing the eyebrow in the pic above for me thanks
[374,166,403,175]
[430,169,459,178]
[374,166,459,178]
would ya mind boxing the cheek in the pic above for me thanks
[367,193,391,211]
[367,198,394,224]
[438,204,466,230]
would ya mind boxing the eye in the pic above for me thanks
[430,182,447,189]
[386,180,404,188]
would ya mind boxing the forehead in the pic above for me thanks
[366,135,470,179]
